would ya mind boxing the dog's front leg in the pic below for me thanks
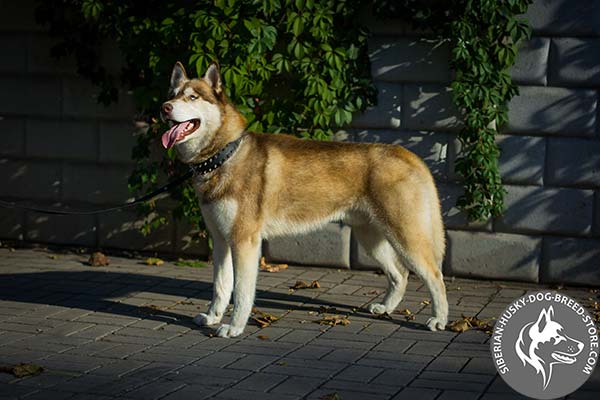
[215,237,260,338]
[194,233,233,327]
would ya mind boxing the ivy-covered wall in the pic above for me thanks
[0,0,598,285]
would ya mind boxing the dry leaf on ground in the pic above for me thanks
[448,315,495,334]
[290,280,320,290]
[316,315,350,326]
[320,393,342,400]
[259,257,288,273]
[319,306,338,314]
[257,335,269,341]
[251,309,279,328]
[421,300,431,306]
[144,257,164,266]
[0,363,45,378]
[88,252,109,267]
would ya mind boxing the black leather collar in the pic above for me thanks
[189,135,244,176]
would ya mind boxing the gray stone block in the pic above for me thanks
[99,121,138,163]
[497,135,545,185]
[496,185,593,236]
[351,129,449,179]
[510,37,550,85]
[0,76,61,117]
[0,159,61,200]
[174,219,209,257]
[26,120,97,161]
[595,191,600,235]
[351,82,402,129]
[263,222,351,268]
[61,78,135,119]
[0,0,42,32]
[541,237,600,285]
[0,118,25,156]
[525,0,600,36]
[62,163,132,204]
[437,183,491,231]
[0,34,27,73]
[546,137,600,188]
[505,86,597,136]
[369,37,451,83]
[403,84,461,132]
[549,38,600,87]
[25,211,96,246]
[360,8,406,35]
[97,209,174,252]
[445,230,540,282]
[0,208,24,240]
[27,34,77,75]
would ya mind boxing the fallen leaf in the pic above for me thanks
[47,255,59,260]
[316,315,350,326]
[448,315,495,334]
[421,300,431,306]
[251,309,279,328]
[366,290,380,295]
[290,280,320,290]
[0,363,44,378]
[142,305,163,314]
[88,252,109,267]
[259,257,288,273]
[257,335,269,341]
[319,306,338,314]
[320,393,342,400]
[175,259,206,268]
[397,308,412,316]
[144,257,164,266]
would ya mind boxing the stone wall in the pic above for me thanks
[0,0,598,285]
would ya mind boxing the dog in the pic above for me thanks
[515,306,584,389]
[160,62,448,338]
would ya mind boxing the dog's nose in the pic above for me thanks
[162,102,173,114]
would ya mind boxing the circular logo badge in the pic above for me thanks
[490,291,598,399]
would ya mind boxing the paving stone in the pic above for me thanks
[445,230,540,282]
[392,387,440,400]
[232,372,288,392]
[425,356,469,372]
[216,388,299,400]
[334,365,383,382]
[546,137,600,188]
[161,384,221,400]
[496,185,593,236]
[225,354,278,371]
[541,237,600,285]
[321,378,400,395]
[321,348,366,363]
[124,379,186,400]
[264,222,351,269]
[405,341,447,356]
[270,376,324,396]
[510,37,550,85]
[505,86,597,136]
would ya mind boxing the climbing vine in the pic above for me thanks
[376,0,533,221]
[36,0,532,235]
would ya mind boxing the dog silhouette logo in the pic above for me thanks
[491,292,598,399]
[515,306,584,390]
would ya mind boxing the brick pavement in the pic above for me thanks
[0,247,598,399]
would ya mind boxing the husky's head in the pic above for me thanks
[515,306,583,390]
[160,62,246,163]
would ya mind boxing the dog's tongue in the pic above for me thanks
[162,121,193,149]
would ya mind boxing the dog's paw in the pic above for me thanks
[367,303,388,315]
[193,313,220,326]
[215,324,244,338]
[426,317,447,331]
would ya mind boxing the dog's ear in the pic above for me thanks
[535,307,553,333]
[203,62,222,94]
[170,62,188,92]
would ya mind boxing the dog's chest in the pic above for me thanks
[200,198,238,236]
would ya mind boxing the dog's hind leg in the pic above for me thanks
[354,225,409,315]
[194,232,233,326]
[216,236,261,338]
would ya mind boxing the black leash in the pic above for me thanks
[0,136,244,216]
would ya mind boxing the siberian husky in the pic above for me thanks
[160,62,448,338]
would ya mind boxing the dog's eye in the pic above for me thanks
[189,95,198,101]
